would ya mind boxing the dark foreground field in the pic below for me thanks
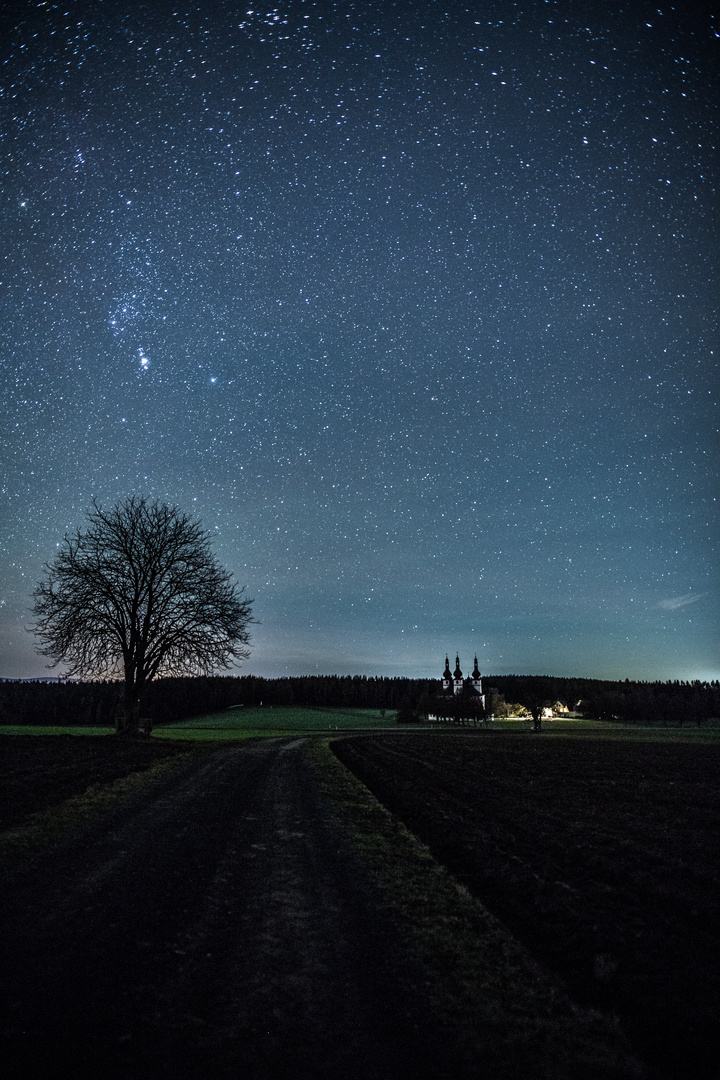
[0,735,184,831]
[333,733,720,1080]
[2,737,450,1080]
[1,730,715,1079]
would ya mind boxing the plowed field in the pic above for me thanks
[332,733,720,1080]
[0,735,186,830]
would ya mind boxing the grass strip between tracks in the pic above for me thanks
[307,737,645,1080]
[0,750,195,868]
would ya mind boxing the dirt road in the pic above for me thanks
[1,739,442,1080]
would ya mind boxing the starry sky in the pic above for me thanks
[1,0,718,682]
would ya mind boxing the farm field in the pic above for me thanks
[0,734,188,832]
[1,733,645,1080]
[0,715,709,835]
[2,719,716,1077]
[0,706,403,742]
[157,705,423,737]
[332,732,720,1080]
[0,710,408,827]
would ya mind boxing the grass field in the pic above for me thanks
[0,726,116,736]
[1,708,718,742]
[0,707,398,740]
[153,705,411,739]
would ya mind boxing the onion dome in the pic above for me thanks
[471,656,481,679]
[453,655,463,680]
[442,656,453,680]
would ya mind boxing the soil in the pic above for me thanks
[0,738,452,1080]
[0,735,186,831]
[332,732,720,1080]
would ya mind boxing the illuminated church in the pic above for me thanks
[442,654,484,706]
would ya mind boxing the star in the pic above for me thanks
[0,1,716,681]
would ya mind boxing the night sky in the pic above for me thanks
[1,1,718,682]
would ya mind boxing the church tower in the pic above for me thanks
[471,656,485,707]
[453,654,464,695]
[442,655,453,693]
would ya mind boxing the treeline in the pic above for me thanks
[487,675,720,727]
[568,678,720,727]
[0,673,718,728]
[0,674,434,727]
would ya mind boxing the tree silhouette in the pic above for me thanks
[511,676,557,731]
[31,496,254,734]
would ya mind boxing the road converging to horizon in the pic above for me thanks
[1,739,441,1080]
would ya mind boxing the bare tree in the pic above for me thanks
[30,496,254,734]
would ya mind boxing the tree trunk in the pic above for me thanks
[118,677,141,736]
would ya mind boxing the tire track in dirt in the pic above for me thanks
[0,739,441,1080]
